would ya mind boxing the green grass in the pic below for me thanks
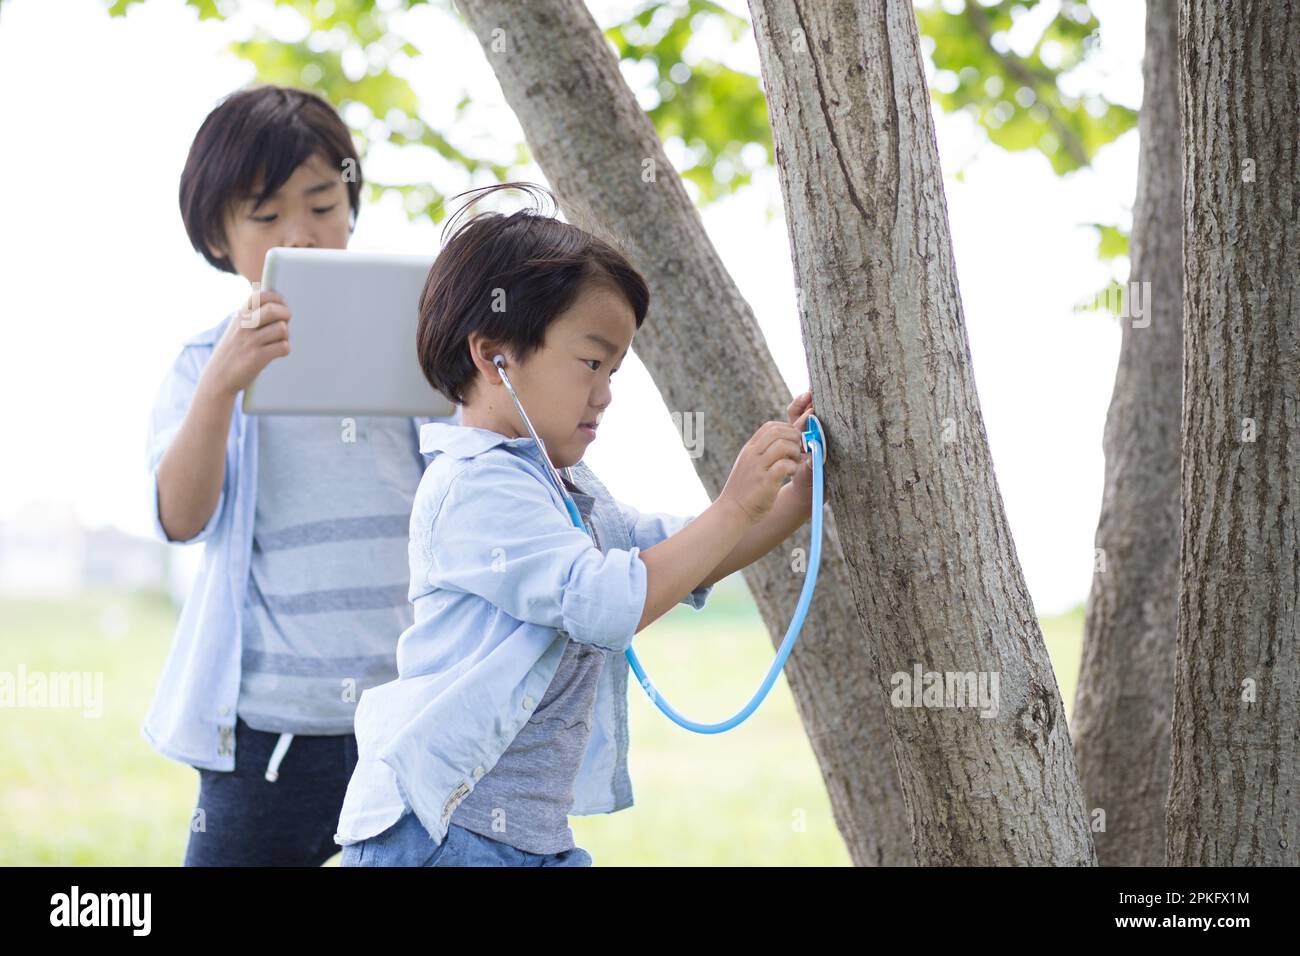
[0,584,1085,866]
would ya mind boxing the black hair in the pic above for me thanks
[417,182,649,406]
[179,84,363,274]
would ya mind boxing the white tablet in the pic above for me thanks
[242,247,457,418]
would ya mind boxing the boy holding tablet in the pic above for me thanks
[144,83,454,865]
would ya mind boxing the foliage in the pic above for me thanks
[106,0,1133,250]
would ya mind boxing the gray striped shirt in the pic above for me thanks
[238,414,425,735]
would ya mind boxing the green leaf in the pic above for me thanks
[1087,222,1130,261]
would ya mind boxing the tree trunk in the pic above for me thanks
[454,0,915,865]
[747,0,1095,864]
[1167,0,1300,866]
[1073,0,1183,867]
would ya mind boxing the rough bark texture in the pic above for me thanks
[1073,0,1183,867]
[455,0,916,865]
[747,0,1096,864]
[1167,0,1300,866]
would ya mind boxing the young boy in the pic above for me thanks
[144,83,457,866]
[334,182,815,866]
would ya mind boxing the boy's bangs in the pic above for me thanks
[235,125,335,211]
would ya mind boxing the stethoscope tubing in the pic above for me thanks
[493,355,826,733]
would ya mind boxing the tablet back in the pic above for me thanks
[242,247,456,417]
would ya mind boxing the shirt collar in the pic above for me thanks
[419,422,529,457]
[419,421,579,474]
[419,421,593,500]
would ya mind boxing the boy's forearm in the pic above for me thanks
[697,482,811,588]
[635,498,751,632]
[155,376,236,542]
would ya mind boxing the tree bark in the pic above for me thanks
[1073,0,1183,867]
[1167,0,1300,866]
[454,0,915,865]
[747,0,1095,864]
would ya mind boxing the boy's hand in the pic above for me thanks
[719,420,805,525]
[786,390,816,499]
[201,286,293,399]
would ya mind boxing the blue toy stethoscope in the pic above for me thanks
[493,354,826,734]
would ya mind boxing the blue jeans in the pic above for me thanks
[340,809,594,867]
[183,716,357,866]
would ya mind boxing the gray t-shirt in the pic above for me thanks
[238,415,425,735]
[449,469,611,854]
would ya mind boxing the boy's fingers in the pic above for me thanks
[243,303,291,329]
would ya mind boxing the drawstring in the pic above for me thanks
[265,732,294,782]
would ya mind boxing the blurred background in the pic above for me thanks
[1,0,1142,864]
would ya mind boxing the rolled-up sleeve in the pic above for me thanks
[426,460,648,653]
[144,347,229,545]
[615,501,715,610]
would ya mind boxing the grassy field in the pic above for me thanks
[0,583,1085,866]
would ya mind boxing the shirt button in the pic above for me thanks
[522,696,535,710]
[219,705,230,717]
[473,766,485,780]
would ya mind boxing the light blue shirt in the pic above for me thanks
[333,422,713,848]
[141,312,450,771]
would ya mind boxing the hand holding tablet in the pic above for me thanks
[200,287,294,401]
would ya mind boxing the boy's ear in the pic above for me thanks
[207,206,236,261]
[206,228,230,262]
[467,334,509,381]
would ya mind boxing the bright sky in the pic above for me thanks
[0,0,1144,615]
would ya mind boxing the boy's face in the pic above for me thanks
[465,280,636,471]
[206,152,352,284]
